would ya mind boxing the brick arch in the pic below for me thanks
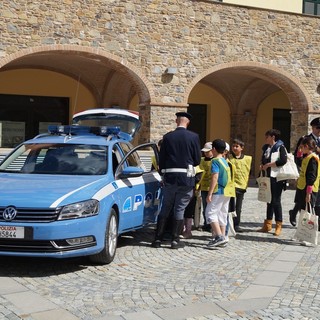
[0,45,155,107]
[185,61,312,113]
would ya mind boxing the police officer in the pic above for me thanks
[289,116,320,226]
[152,111,201,249]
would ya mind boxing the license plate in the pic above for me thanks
[0,226,25,239]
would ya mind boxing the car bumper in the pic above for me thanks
[0,216,106,258]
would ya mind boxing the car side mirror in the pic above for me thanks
[118,166,144,179]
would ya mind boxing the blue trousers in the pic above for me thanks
[159,183,194,220]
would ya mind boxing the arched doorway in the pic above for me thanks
[186,62,311,175]
[0,46,154,147]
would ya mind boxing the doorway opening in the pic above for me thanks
[273,108,291,151]
[188,104,207,147]
[0,94,69,148]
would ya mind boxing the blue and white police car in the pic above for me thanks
[0,109,161,264]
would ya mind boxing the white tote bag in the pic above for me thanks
[228,211,237,237]
[193,192,202,229]
[270,149,299,181]
[256,171,271,203]
[294,205,318,245]
[276,153,299,181]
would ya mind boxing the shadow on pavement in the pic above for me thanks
[0,256,87,277]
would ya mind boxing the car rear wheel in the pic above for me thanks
[90,208,118,264]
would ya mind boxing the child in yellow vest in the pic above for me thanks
[224,143,236,240]
[182,166,204,238]
[295,136,320,217]
[151,139,163,171]
[229,138,252,232]
[199,142,214,231]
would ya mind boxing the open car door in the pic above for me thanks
[115,142,162,229]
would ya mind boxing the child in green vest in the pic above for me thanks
[205,139,232,248]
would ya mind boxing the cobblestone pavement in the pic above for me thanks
[0,186,320,320]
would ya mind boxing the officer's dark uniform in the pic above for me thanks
[152,112,201,249]
[290,117,320,227]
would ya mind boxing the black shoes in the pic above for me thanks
[151,240,161,248]
[152,239,185,249]
[289,210,297,227]
[171,240,185,249]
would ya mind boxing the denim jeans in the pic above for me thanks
[266,177,284,222]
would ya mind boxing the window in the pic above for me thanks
[0,143,108,175]
[188,104,207,148]
[303,0,320,15]
[0,94,69,147]
[273,109,291,151]
[120,143,141,168]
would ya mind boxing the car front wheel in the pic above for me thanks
[90,208,118,264]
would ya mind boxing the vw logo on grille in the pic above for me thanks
[3,206,17,221]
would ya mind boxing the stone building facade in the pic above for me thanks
[0,0,320,172]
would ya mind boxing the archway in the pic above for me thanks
[0,45,155,145]
[0,45,155,110]
[186,61,312,176]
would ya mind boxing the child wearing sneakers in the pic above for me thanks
[205,139,232,249]
[199,142,214,231]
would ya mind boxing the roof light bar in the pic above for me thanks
[48,125,89,135]
[48,125,121,137]
[90,126,121,136]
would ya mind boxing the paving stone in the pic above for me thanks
[1,187,320,319]
[4,291,57,315]
[30,309,79,320]
[253,270,290,286]
[0,278,28,294]
[265,260,297,272]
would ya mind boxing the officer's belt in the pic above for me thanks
[161,168,188,173]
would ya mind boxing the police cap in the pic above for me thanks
[175,112,192,120]
[310,117,320,127]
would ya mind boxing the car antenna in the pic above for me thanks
[68,75,81,137]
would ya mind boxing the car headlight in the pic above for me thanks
[58,199,99,220]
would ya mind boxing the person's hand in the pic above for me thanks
[261,163,270,171]
[297,150,303,158]
[206,194,212,203]
[305,193,311,203]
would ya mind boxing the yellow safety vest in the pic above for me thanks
[194,165,204,191]
[229,154,252,190]
[151,155,158,171]
[297,153,320,192]
[199,157,212,191]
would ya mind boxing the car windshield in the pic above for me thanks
[0,143,108,175]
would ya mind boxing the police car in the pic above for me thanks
[0,109,161,264]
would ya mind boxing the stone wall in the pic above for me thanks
[1,0,320,158]
[1,0,319,108]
